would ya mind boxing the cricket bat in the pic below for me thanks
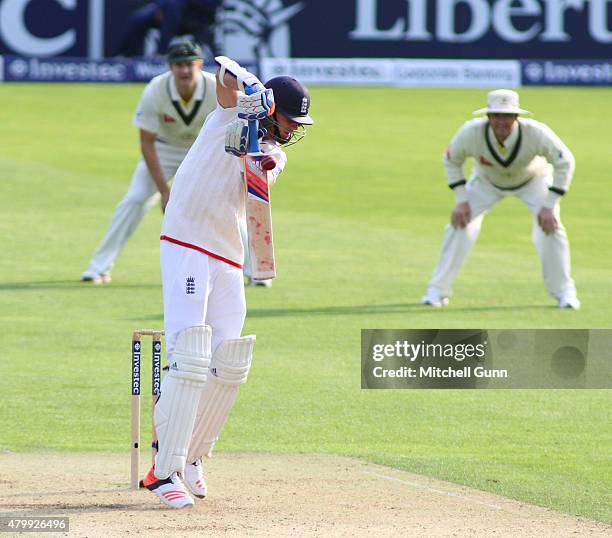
[243,155,276,280]
[241,85,275,280]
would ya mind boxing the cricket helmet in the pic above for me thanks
[261,76,313,146]
[265,76,313,125]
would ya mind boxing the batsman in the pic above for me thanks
[140,57,313,508]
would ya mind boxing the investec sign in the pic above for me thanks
[350,0,612,44]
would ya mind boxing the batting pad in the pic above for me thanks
[187,335,256,462]
[154,325,211,479]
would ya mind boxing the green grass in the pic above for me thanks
[0,84,610,523]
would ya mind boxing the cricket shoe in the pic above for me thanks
[558,293,581,310]
[140,466,194,509]
[81,270,112,284]
[245,277,272,288]
[183,458,207,498]
[420,290,449,308]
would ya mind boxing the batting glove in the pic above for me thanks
[225,118,249,156]
[237,88,275,121]
[224,120,267,156]
[215,56,264,92]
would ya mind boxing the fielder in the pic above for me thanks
[81,39,216,284]
[139,57,313,508]
[421,89,580,309]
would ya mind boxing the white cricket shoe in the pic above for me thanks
[420,290,449,308]
[558,294,581,310]
[183,458,207,498]
[81,270,111,284]
[245,277,272,288]
[140,466,194,509]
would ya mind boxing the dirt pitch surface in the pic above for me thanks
[0,452,609,537]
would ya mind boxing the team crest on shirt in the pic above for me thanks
[186,276,195,294]
[163,114,176,123]
[479,156,493,166]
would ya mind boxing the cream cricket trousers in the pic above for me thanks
[86,142,187,274]
[160,240,246,359]
[427,176,576,299]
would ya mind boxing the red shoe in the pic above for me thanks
[140,465,194,509]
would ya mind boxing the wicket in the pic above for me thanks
[131,329,164,490]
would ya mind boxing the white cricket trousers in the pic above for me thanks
[160,240,246,359]
[86,142,187,274]
[427,176,576,299]
[239,218,252,279]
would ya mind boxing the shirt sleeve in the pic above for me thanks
[268,147,287,186]
[536,123,575,207]
[204,103,237,129]
[133,83,160,134]
[442,122,471,204]
[259,141,287,186]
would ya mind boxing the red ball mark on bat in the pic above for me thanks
[260,155,277,171]
[248,216,263,234]
[264,232,272,245]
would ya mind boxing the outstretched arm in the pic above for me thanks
[215,57,275,157]
[214,56,264,109]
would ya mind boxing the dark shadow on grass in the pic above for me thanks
[246,303,554,317]
[132,303,554,321]
[436,305,553,313]
[0,281,159,290]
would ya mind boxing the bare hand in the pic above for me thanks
[451,201,471,229]
[537,207,558,235]
[161,190,170,213]
[260,155,277,171]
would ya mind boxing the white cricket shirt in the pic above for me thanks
[161,104,286,267]
[133,70,217,148]
[443,117,575,201]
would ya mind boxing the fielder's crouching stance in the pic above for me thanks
[140,56,313,509]
[421,89,580,309]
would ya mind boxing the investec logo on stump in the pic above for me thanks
[132,340,141,396]
[350,0,612,43]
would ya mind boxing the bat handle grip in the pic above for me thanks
[245,86,263,157]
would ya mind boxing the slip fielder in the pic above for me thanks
[139,57,313,508]
[421,89,580,309]
[81,39,216,284]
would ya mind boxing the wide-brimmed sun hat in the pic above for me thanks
[473,89,532,116]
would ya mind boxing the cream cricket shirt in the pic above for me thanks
[443,117,575,203]
[133,70,217,148]
[161,104,287,268]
